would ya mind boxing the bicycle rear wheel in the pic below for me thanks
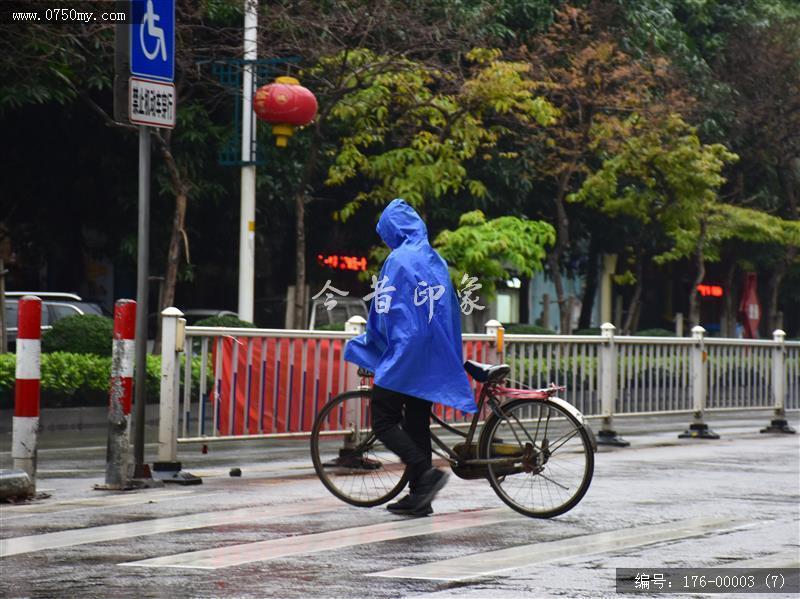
[479,398,594,518]
[310,389,408,507]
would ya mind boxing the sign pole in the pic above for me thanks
[114,0,174,479]
[133,126,151,475]
[237,0,258,323]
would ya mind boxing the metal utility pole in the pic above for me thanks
[237,0,258,322]
[133,127,151,474]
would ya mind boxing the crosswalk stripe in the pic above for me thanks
[369,516,753,581]
[0,497,341,557]
[120,508,522,570]
[0,490,203,519]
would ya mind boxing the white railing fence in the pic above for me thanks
[156,309,799,462]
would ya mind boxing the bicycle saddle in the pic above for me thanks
[463,360,510,383]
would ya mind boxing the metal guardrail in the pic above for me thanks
[156,310,798,463]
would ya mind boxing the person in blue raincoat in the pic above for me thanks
[345,198,475,516]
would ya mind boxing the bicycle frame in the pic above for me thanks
[429,380,570,468]
[313,371,594,515]
[348,372,580,470]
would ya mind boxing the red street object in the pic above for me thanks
[696,284,724,298]
[253,76,317,147]
[208,337,489,438]
[110,299,137,416]
[103,299,137,489]
[738,272,761,338]
[13,295,41,484]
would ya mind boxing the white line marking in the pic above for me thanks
[369,516,753,581]
[0,490,215,520]
[0,497,341,557]
[120,508,521,570]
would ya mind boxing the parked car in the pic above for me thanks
[2,292,106,351]
[309,296,368,330]
[182,309,239,326]
[147,308,240,338]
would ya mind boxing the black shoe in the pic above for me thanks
[408,468,448,511]
[387,494,433,516]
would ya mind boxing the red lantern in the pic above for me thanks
[253,76,318,147]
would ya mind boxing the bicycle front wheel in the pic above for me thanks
[310,389,408,507]
[479,398,594,518]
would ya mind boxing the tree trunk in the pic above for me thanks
[161,190,188,312]
[292,134,321,329]
[622,260,644,335]
[688,222,707,327]
[547,171,572,333]
[155,139,189,352]
[546,253,566,333]
[293,190,307,329]
[721,259,737,337]
[578,240,599,330]
[763,258,788,335]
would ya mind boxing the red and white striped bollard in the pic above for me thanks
[104,299,136,489]
[13,296,42,486]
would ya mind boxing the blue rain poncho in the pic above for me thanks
[344,199,476,413]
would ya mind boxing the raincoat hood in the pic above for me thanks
[376,199,428,249]
[344,198,476,413]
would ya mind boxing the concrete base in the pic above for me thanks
[126,463,165,488]
[679,422,720,439]
[760,418,797,434]
[92,479,154,491]
[596,429,630,447]
[152,461,203,486]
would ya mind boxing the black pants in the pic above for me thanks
[371,384,432,491]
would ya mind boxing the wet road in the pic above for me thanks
[1,410,798,598]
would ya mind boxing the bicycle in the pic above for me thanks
[310,360,596,518]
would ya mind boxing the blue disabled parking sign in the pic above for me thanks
[131,0,175,82]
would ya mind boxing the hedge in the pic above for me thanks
[503,323,556,335]
[0,352,208,408]
[42,314,115,356]
[314,322,346,331]
[193,315,254,328]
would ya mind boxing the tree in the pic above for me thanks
[325,48,556,216]
[513,6,691,333]
[570,113,797,330]
[610,0,800,333]
[259,1,559,328]
[299,47,555,327]
[713,16,800,332]
[0,1,242,346]
[433,210,554,329]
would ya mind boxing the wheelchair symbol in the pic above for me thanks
[140,0,167,61]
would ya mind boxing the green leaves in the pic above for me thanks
[570,113,740,266]
[0,352,210,403]
[433,210,555,299]
[323,48,555,219]
[42,315,115,357]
